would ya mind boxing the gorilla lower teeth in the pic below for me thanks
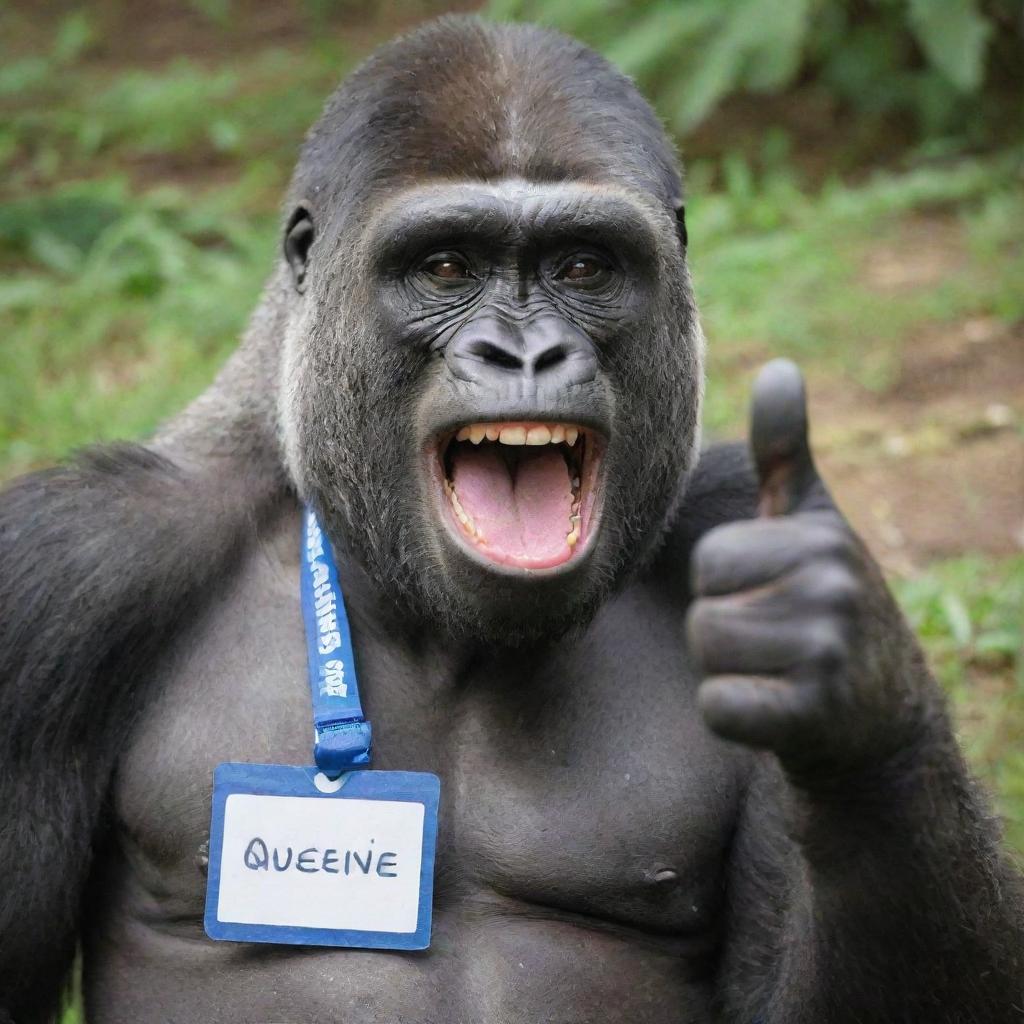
[447,486,478,537]
[442,422,590,555]
[567,515,581,548]
[445,477,581,550]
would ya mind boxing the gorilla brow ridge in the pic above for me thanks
[360,182,667,276]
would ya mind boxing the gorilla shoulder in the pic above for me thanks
[0,442,286,1020]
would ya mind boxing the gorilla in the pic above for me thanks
[1,16,1021,1024]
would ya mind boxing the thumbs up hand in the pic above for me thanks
[687,360,922,779]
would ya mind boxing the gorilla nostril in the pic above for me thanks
[468,339,522,371]
[533,345,567,375]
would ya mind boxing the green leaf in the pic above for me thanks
[189,0,233,26]
[605,2,719,77]
[976,630,1023,656]
[52,11,95,65]
[0,57,50,97]
[740,0,812,91]
[28,231,84,276]
[908,0,992,92]
[663,5,748,132]
[0,277,53,311]
[940,590,973,647]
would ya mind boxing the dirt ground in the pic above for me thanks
[810,215,1023,576]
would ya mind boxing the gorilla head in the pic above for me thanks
[276,17,703,642]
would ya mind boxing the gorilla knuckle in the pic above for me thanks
[699,674,809,750]
[805,519,856,562]
[804,620,849,676]
[803,561,864,615]
[686,597,724,654]
[693,519,804,596]
[691,522,747,589]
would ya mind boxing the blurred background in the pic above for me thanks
[0,0,1021,877]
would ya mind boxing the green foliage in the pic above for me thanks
[690,147,1024,431]
[0,17,350,190]
[0,179,276,477]
[486,0,1018,144]
[895,556,1024,852]
[898,556,1024,687]
[907,0,992,92]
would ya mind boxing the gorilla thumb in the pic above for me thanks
[750,358,832,518]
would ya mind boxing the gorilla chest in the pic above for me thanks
[443,611,742,934]
[113,563,742,942]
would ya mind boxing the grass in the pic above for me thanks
[690,145,1024,431]
[1,16,1022,1015]
[896,555,1024,854]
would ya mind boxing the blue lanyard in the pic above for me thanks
[300,507,372,774]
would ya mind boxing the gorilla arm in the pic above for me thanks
[0,445,280,1023]
[688,361,1024,1022]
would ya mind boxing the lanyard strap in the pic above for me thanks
[300,507,372,774]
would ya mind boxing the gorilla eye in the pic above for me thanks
[555,255,611,285]
[421,254,474,282]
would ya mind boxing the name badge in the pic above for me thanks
[204,764,440,950]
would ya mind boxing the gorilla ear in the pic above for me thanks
[674,199,688,251]
[284,204,315,292]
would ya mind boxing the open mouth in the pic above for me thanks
[435,422,604,571]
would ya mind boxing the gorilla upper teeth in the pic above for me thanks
[453,422,584,448]
[499,426,527,445]
[444,422,588,549]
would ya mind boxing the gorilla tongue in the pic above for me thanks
[450,444,574,564]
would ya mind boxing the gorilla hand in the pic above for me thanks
[687,359,925,781]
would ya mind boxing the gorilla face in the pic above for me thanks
[283,178,702,643]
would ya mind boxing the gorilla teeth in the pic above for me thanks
[499,426,527,445]
[443,477,478,537]
[453,422,581,448]
[567,514,581,548]
[443,422,588,553]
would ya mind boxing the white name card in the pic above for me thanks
[204,765,439,949]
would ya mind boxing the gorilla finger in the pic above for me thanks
[698,674,821,751]
[691,515,849,597]
[687,598,849,678]
[749,359,834,518]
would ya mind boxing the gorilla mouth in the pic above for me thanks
[437,423,603,571]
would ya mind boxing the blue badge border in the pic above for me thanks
[204,763,440,950]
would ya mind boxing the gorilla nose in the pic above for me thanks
[445,316,598,390]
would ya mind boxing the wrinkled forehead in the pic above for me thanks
[358,179,672,260]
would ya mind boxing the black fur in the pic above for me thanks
[0,446,284,1021]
